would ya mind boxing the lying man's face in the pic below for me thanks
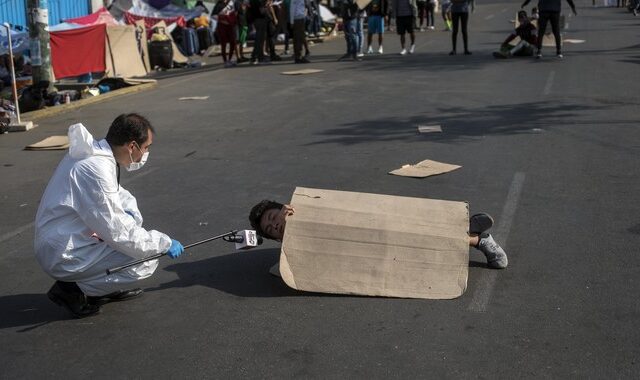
[249,200,295,241]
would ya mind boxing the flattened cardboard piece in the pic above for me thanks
[25,136,69,150]
[135,20,151,73]
[389,159,461,178]
[563,39,585,44]
[105,25,148,78]
[418,124,442,133]
[280,187,469,299]
[281,69,324,75]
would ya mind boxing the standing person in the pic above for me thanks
[338,0,362,61]
[366,0,389,54]
[392,0,417,55]
[521,0,577,59]
[417,0,427,31]
[355,5,367,57]
[307,0,322,37]
[425,0,436,29]
[250,0,269,63]
[236,0,250,62]
[441,0,453,31]
[290,0,311,63]
[35,114,185,318]
[212,0,239,67]
[449,0,473,55]
[266,0,282,61]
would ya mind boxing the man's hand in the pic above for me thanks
[279,204,295,219]
[166,239,184,259]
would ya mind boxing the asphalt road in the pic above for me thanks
[1,1,639,378]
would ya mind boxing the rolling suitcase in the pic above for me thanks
[180,27,200,56]
[197,27,212,50]
[149,40,173,69]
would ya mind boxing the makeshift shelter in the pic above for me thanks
[64,7,120,26]
[0,27,29,55]
[50,24,107,79]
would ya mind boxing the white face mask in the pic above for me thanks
[126,143,149,172]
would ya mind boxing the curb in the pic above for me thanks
[22,81,158,122]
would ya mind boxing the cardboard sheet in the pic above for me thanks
[25,136,69,150]
[280,187,470,299]
[281,69,324,75]
[389,159,461,178]
[356,0,372,10]
[105,25,149,78]
[563,39,585,44]
[179,96,209,100]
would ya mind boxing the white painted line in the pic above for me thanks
[485,14,495,20]
[468,172,525,312]
[0,222,35,244]
[543,70,555,95]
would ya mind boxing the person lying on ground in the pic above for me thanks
[248,200,508,269]
[493,10,538,58]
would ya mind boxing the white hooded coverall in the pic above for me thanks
[34,124,172,296]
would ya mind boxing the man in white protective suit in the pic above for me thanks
[35,114,185,318]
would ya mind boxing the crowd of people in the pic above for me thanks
[201,0,582,66]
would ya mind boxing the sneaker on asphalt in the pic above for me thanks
[400,48,407,55]
[420,27,425,32]
[470,213,494,235]
[367,46,374,54]
[477,233,508,269]
[536,51,542,59]
[378,46,384,54]
[429,25,435,30]
[556,53,564,59]
[357,52,364,57]
[409,44,415,54]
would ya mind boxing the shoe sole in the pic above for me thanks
[470,213,494,235]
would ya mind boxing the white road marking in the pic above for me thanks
[485,14,495,20]
[543,70,556,95]
[468,172,526,312]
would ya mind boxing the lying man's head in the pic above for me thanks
[249,200,294,241]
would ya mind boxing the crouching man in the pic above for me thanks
[249,200,508,270]
[493,10,538,59]
[35,114,184,318]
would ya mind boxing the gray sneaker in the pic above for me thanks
[477,233,508,269]
[470,213,494,235]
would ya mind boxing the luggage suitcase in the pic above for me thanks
[148,40,173,69]
[180,27,200,56]
[197,27,212,50]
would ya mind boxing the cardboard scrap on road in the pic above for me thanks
[25,136,69,150]
[389,159,461,178]
[279,187,470,299]
[563,39,586,44]
[281,69,324,75]
[418,124,442,133]
[179,96,210,101]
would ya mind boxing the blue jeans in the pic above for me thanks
[356,17,364,54]
[343,18,357,55]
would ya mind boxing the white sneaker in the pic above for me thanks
[409,44,415,54]
[357,52,364,57]
[400,48,407,55]
[420,27,425,32]
[367,46,373,54]
[378,46,384,54]
[428,26,435,30]
[556,53,564,59]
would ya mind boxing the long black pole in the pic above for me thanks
[106,230,238,275]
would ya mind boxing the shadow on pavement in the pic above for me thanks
[148,248,305,297]
[304,100,608,146]
[0,293,69,332]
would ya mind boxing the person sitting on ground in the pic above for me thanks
[249,200,508,269]
[493,10,538,58]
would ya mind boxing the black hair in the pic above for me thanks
[249,200,284,239]
[105,113,155,147]
[518,10,528,18]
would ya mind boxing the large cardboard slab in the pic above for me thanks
[356,0,372,10]
[389,159,461,178]
[25,136,69,150]
[105,25,148,78]
[280,187,469,299]
[281,69,324,75]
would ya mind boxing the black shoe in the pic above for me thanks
[47,281,101,318]
[270,55,282,61]
[87,288,144,305]
[449,50,456,56]
[295,57,311,64]
[237,57,249,63]
[304,51,311,58]
[464,50,472,55]
[338,53,351,61]
[470,213,494,235]
[352,54,362,61]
